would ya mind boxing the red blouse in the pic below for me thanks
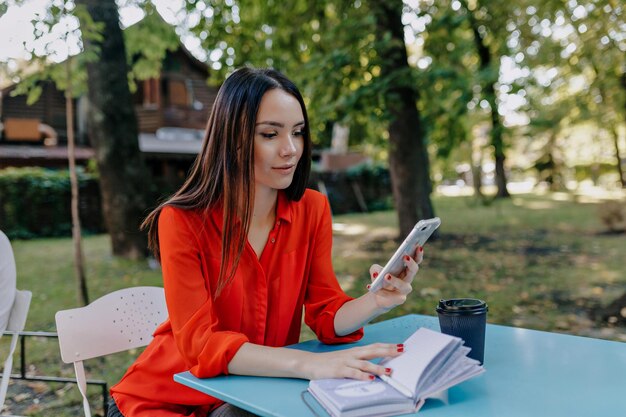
[110,189,363,417]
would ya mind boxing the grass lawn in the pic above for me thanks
[2,191,625,416]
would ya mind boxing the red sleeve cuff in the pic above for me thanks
[189,331,250,378]
[308,297,364,345]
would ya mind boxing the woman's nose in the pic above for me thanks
[280,136,297,157]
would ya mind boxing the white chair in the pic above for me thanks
[0,290,33,413]
[55,286,167,417]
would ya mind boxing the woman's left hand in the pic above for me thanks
[368,246,423,310]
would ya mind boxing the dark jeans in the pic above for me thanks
[107,397,257,417]
[107,397,124,417]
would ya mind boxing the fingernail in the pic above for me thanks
[369,375,375,380]
[403,255,410,261]
[396,344,404,348]
[366,284,371,289]
[373,272,379,278]
[397,347,404,352]
[385,275,391,281]
[385,368,392,374]
[419,246,423,252]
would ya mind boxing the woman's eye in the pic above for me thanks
[293,130,304,137]
[260,132,278,139]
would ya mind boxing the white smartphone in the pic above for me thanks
[368,217,441,293]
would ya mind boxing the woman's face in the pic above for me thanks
[253,89,305,193]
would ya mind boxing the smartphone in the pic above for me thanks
[368,217,441,293]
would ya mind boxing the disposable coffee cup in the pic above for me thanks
[436,298,488,364]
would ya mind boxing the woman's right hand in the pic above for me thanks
[300,342,404,381]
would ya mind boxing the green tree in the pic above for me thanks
[370,1,435,234]
[10,1,101,305]
[74,0,152,259]
[6,0,177,260]
[516,0,625,187]
[416,0,525,198]
[182,0,435,237]
[416,2,479,195]
[523,87,576,191]
[458,0,512,197]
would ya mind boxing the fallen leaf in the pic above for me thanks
[14,393,31,402]
[24,404,42,414]
[419,287,440,297]
[26,381,50,395]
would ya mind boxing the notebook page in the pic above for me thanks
[421,357,484,399]
[380,328,462,398]
[417,345,471,394]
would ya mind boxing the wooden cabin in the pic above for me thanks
[0,39,218,186]
[134,47,216,133]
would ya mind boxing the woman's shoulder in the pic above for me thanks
[159,205,206,230]
[298,188,330,210]
[160,204,186,222]
[288,189,331,222]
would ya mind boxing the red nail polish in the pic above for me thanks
[397,347,404,352]
[396,344,404,347]
[385,275,391,281]
[419,246,423,252]
[373,272,378,278]
[404,255,410,261]
[366,284,371,289]
[369,375,375,380]
[385,368,392,373]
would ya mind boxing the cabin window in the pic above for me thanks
[143,78,160,108]
[168,79,189,106]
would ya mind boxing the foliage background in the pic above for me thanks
[0,168,103,238]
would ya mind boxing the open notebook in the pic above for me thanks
[308,328,484,417]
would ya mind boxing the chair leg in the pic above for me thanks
[0,333,20,410]
[2,331,109,416]
[73,361,92,417]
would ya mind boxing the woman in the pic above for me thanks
[108,67,423,417]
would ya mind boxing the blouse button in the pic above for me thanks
[271,238,276,244]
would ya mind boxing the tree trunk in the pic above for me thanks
[463,0,510,198]
[619,71,626,188]
[66,57,89,306]
[472,138,484,199]
[75,0,150,259]
[371,0,435,238]
[611,126,625,188]
[593,65,624,189]
[488,86,510,198]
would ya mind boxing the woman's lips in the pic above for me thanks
[273,164,296,174]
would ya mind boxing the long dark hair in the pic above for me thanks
[141,67,312,296]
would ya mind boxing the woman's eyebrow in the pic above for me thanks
[256,120,306,128]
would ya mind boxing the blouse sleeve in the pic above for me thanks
[158,206,249,377]
[303,196,364,344]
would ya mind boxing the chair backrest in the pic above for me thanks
[0,289,33,411]
[0,229,17,334]
[55,286,167,417]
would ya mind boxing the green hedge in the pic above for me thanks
[0,167,104,239]
[308,163,393,214]
[0,164,391,239]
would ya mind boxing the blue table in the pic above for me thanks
[174,314,626,416]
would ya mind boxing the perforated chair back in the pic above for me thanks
[0,290,32,411]
[55,286,167,417]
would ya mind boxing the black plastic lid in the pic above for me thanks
[436,298,488,315]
